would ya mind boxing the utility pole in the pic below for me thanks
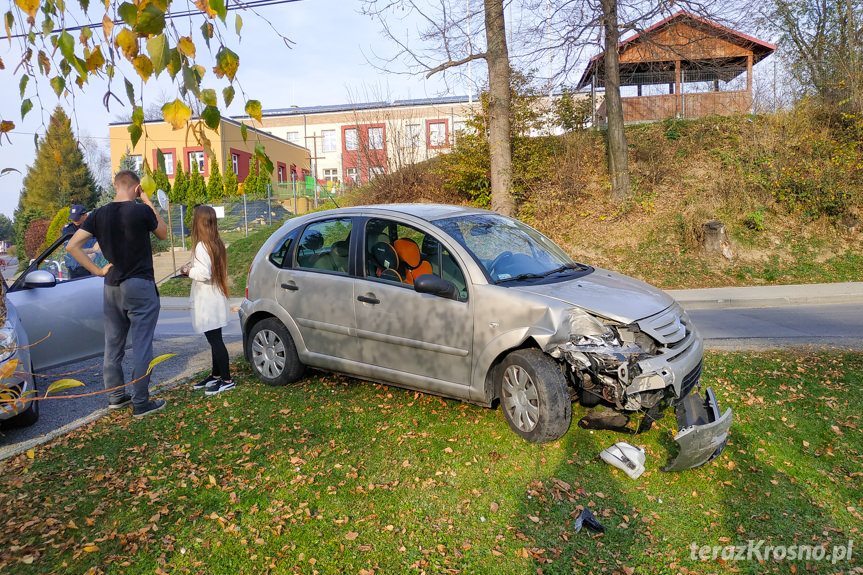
[304,133,325,209]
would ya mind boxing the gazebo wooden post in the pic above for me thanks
[747,53,754,112]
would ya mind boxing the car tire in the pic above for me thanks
[248,318,304,386]
[6,368,39,428]
[499,349,571,443]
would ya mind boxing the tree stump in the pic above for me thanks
[702,220,734,260]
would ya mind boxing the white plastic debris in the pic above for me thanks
[599,442,646,479]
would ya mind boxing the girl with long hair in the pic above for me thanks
[182,205,234,395]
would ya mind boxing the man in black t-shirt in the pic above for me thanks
[68,170,169,417]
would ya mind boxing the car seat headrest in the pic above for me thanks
[332,240,349,257]
[394,238,421,268]
[371,242,398,270]
[302,230,324,251]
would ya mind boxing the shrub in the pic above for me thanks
[24,219,50,259]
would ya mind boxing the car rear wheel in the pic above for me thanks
[248,318,304,386]
[499,349,571,443]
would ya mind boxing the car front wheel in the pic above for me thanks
[499,349,571,443]
[248,318,305,386]
[5,367,39,428]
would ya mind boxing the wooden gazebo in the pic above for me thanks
[576,11,776,122]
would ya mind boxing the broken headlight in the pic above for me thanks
[0,321,18,364]
[565,308,617,345]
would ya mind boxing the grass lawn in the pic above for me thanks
[1,351,861,574]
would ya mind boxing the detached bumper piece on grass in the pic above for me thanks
[663,387,732,472]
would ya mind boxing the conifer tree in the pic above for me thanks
[243,158,258,197]
[21,106,98,215]
[207,158,224,202]
[153,170,172,200]
[187,161,206,204]
[223,161,238,197]
[117,148,141,176]
[171,161,188,204]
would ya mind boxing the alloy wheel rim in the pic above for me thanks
[501,364,539,432]
[251,329,286,379]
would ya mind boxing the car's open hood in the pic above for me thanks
[511,268,675,323]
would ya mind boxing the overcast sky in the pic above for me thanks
[0,0,473,218]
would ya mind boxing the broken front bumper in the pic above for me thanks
[663,387,732,472]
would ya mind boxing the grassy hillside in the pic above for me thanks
[355,110,863,290]
[164,109,863,295]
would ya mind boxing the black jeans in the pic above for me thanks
[205,328,231,381]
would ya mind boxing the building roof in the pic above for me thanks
[576,10,776,89]
[108,116,308,151]
[253,95,478,118]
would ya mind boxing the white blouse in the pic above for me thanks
[188,242,230,334]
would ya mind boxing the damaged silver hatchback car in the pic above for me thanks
[240,204,731,470]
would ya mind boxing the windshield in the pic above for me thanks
[433,214,585,283]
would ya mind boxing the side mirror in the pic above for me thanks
[23,269,57,289]
[414,274,460,300]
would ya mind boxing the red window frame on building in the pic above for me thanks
[426,119,449,149]
[229,148,253,181]
[152,148,177,177]
[277,162,287,183]
[183,147,209,177]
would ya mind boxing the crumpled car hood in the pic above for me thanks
[511,268,676,324]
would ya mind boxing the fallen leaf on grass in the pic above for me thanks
[345,531,359,540]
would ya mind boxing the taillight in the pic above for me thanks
[245,263,252,299]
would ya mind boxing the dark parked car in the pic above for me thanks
[240,204,731,470]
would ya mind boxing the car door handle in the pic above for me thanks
[281,282,299,291]
[357,295,380,305]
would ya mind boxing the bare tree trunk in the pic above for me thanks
[484,0,514,216]
[600,0,631,202]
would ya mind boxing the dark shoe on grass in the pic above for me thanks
[108,395,132,410]
[192,375,217,390]
[205,379,235,396]
[132,399,167,418]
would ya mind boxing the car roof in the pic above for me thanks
[305,203,496,222]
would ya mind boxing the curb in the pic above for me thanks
[667,282,863,310]
[160,297,244,311]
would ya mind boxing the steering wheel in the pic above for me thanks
[488,251,513,276]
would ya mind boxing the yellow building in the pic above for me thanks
[109,117,311,187]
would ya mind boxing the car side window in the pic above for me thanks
[418,235,468,301]
[269,230,299,268]
[295,218,352,274]
[38,237,105,282]
[365,218,468,300]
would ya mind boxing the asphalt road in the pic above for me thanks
[3,301,863,457]
[0,309,243,452]
[690,303,863,351]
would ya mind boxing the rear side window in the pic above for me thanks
[269,230,299,268]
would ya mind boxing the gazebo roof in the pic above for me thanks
[576,11,776,89]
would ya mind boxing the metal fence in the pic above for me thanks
[155,181,343,248]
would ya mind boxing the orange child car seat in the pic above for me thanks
[370,241,402,283]
[393,238,433,285]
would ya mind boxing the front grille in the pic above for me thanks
[637,304,687,345]
[672,359,703,405]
